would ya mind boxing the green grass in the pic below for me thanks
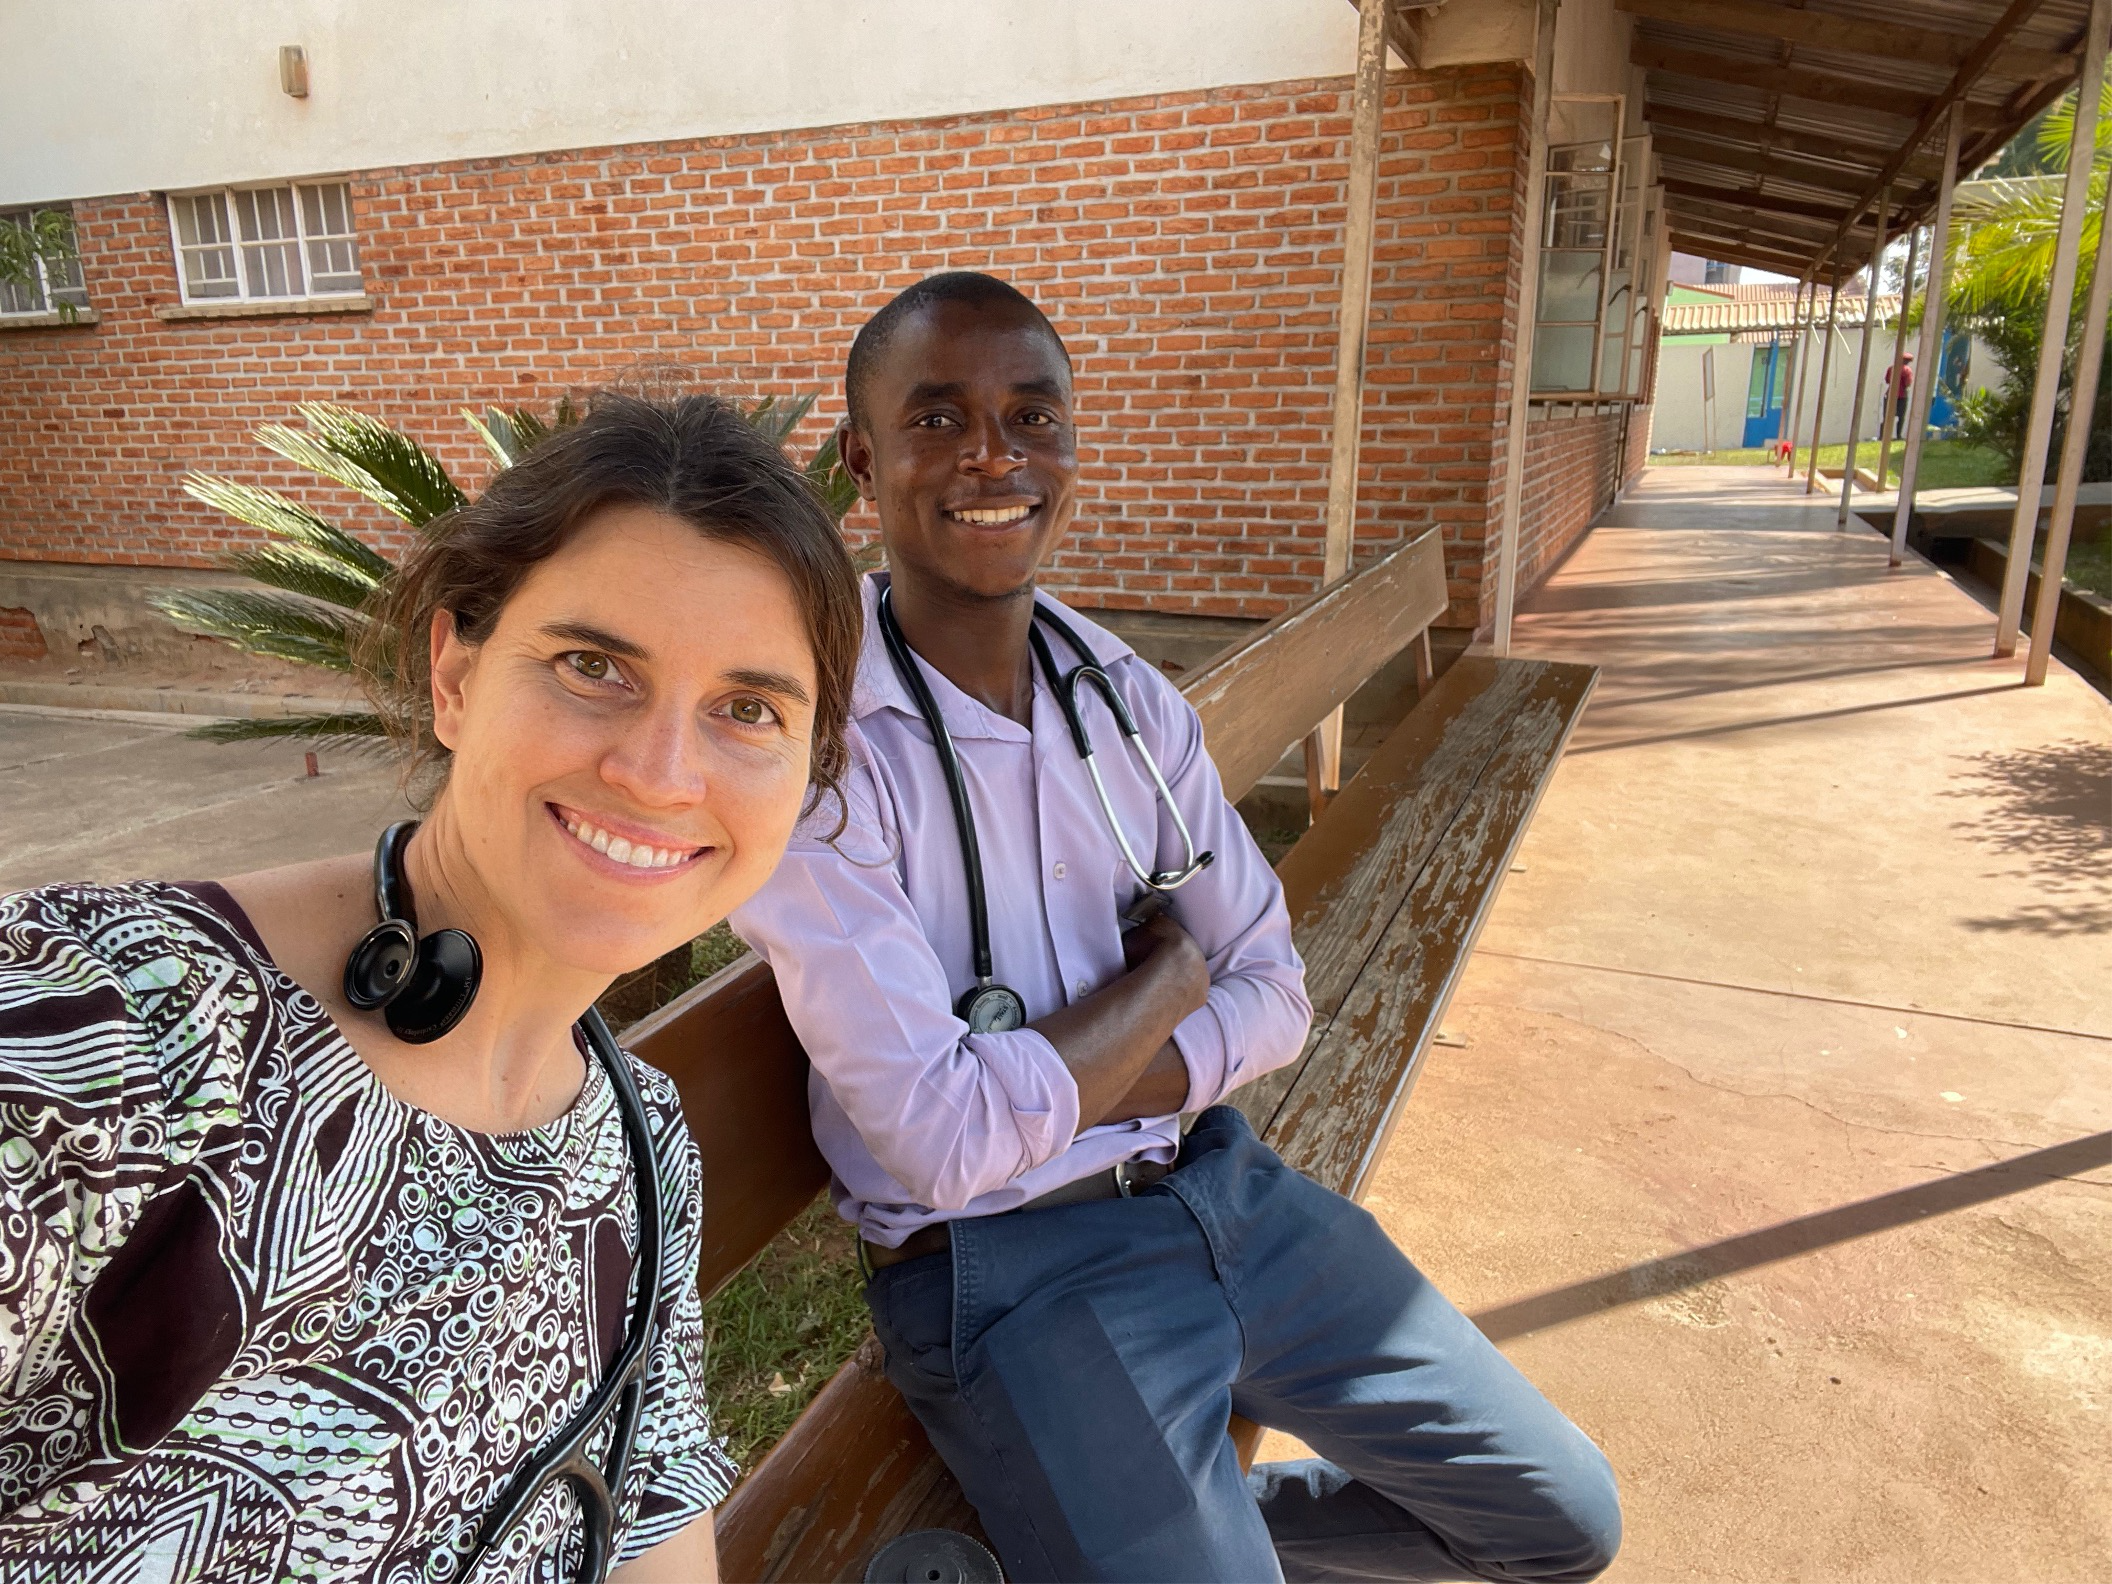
[698,1195,868,1469]
[2038,532,2112,602]
[1648,438,2010,491]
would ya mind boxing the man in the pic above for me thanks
[1890,353,1915,439]
[731,272,1620,1584]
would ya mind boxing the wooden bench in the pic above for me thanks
[623,527,1596,1581]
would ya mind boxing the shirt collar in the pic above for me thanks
[852,571,1137,741]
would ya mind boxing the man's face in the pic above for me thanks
[839,299,1078,602]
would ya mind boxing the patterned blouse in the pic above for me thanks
[0,881,736,1581]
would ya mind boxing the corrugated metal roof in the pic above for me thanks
[1631,0,2096,279]
[1662,291,1902,335]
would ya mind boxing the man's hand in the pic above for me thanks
[1031,909,1210,1131]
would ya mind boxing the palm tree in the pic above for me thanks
[152,395,861,749]
[1949,83,2108,316]
[1939,82,2110,475]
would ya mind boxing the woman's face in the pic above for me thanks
[429,502,821,978]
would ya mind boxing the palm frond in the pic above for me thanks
[1945,168,2106,319]
[744,394,818,448]
[181,473,393,581]
[147,588,365,673]
[185,712,392,751]
[2039,80,2112,169]
[463,406,527,469]
[462,400,580,469]
[256,404,466,526]
[802,427,861,523]
[221,544,379,612]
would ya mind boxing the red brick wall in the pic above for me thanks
[1513,407,1630,595]
[0,65,1534,622]
[0,606,49,661]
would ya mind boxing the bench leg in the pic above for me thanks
[1414,629,1434,699]
[1302,727,1336,821]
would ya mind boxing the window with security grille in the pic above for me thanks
[0,206,90,317]
[167,181,363,304]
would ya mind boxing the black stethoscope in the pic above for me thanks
[876,587,1214,1035]
[342,822,663,1584]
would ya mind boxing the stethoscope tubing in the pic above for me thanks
[876,586,1215,1021]
[876,587,1004,989]
[464,1006,662,1583]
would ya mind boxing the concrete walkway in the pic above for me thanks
[1359,467,2112,1580]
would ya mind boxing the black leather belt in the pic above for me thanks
[862,1159,1173,1272]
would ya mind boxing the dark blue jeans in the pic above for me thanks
[865,1107,1621,1583]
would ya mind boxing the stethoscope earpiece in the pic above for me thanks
[341,821,484,1044]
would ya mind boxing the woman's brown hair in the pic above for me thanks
[361,391,862,819]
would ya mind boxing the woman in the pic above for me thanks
[0,394,862,1581]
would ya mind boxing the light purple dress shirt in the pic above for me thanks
[730,574,1312,1247]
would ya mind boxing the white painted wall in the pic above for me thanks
[0,0,1365,205]
[1651,332,2000,453]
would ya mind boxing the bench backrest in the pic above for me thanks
[623,528,1446,1302]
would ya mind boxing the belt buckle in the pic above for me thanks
[1114,1161,1136,1198]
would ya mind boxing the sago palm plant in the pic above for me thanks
[1948,80,2109,317]
[151,395,862,749]
[1933,81,2111,475]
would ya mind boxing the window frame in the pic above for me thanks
[1531,95,1656,402]
[0,204,91,319]
[164,179,364,307]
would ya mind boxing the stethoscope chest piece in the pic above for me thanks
[957,982,1027,1034]
[340,821,485,1045]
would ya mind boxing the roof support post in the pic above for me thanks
[1775,272,1814,461]
[1311,0,1391,796]
[1803,274,1842,492]
[1891,102,1966,568]
[1876,223,1921,489]
[2026,0,2112,684]
[1785,262,1828,475]
[1492,0,1559,659]
[1996,0,2109,656]
[1836,188,1891,529]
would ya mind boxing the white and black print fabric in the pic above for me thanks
[0,881,735,1581]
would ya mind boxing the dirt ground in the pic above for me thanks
[0,705,413,893]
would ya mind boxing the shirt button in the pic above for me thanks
[1076,978,1091,998]
[1052,862,1067,879]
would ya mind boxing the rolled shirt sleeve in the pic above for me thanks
[732,755,1084,1216]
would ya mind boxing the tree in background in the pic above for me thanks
[1945,82,2111,481]
[0,209,86,322]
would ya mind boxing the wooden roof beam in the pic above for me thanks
[1666,194,1872,248]
[1670,209,1849,256]
[1644,104,1947,181]
[1632,42,2007,129]
[1668,231,1838,280]
[1653,134,1874,196]
[1618,0,2068,80]
[1658,177,1865,226]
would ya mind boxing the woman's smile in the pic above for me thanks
[549,801,715,879]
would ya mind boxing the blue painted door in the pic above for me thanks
[1742,340,1789,447]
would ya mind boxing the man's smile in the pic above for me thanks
[943,500,1040,527]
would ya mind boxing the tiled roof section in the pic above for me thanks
[1662,293,1902,335]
